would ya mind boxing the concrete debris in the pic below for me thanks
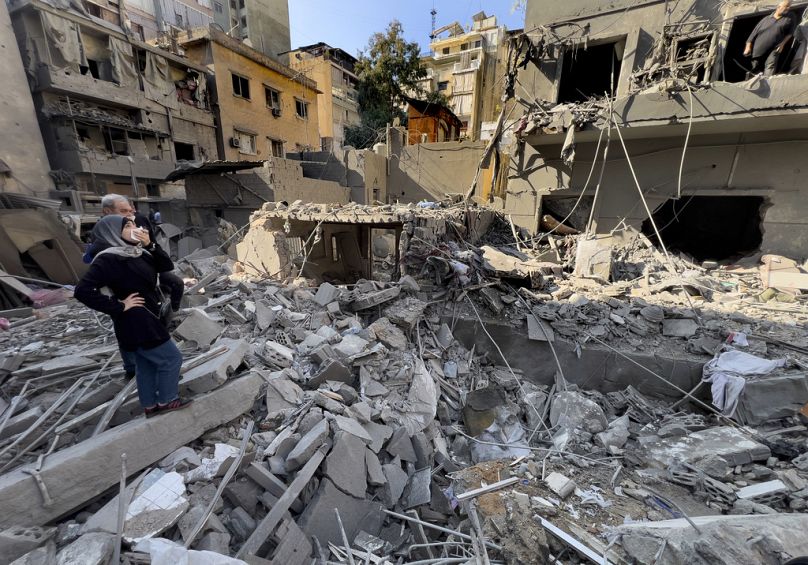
[2,203,808,565]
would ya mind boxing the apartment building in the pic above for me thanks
[124,0,213,42]
[211,0,290,62]
[179,26,320,160]
[8,0,217,201]
[419,12,511,140]
[289,42,360,150]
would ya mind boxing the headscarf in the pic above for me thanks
[90,215,144,262]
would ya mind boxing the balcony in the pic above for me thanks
[35,65,145,110]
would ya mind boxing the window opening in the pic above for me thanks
[557,41,623,103]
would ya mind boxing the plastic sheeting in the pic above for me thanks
[40,12,86,71]
[144,51,177,108]
[109,36,138,88]
[134,538,247,565]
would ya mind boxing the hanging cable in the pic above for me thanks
[610,110,703,325]
[586,98,613,234]
[677,84,694,199]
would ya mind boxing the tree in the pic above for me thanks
[345,20,427,149]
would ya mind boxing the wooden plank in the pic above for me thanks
[237,444,328,558]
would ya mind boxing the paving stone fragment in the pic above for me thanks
[265,376,303,415]
[314,282,342,306]
[331,414,373,443]
[0,407,43,441]
[333,335,369,358]
[244,462,303,513]
[175,310,223,347]
[177,504,227,543]
[285,419,329,471]
[662,318,699,338]
[411,432,433,468]
[351,286,401,311]
[325,432,367,498]
[224,478,263,516]
[308,359,352,387]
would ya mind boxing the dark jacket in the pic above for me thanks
[75,244,174,351]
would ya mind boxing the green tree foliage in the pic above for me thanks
[345,20,427,149]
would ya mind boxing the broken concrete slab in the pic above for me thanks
[368,317,408,350]
[314,282,342,306]
[175,310,223,347]
[401,467,432,509]
[9,542,55,565]
[0,407,44,441]
[224,478,263,516]
[365,449,386,487]
[244,462,303,513]
[265,376,303,415]
[735,373,808,425]
[527,314,555,342]
[179,339,249,395]
[285,418,329,471]
[381,462,409,507]
[383,296,427,330]
[325,431,367,498]
[385,427,417,462]
[545,472,575,499]
[298,478,384,546]
[123,471,188,543]
[330,414,373,443]
[351,286,401,311]
[736,479,788,503]
[642,426,771,470]
[662,319,699,338]
[308,359,352,388]
[55,532,114,565]
[0,373,264,528]
[549,391,608,434]
[333,334,369,358]
[194,531,231,554]
[363,421,394,453]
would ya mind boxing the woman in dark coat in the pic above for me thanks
[75,215,191,417]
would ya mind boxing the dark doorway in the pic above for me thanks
[642,196,765,262]
[558,41,623,103]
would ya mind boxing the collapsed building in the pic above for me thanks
[503,0,808,261]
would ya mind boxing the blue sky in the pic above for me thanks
[288,1,526,57]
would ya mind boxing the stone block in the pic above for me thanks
[226,507,256,542]
[662,319,699,338]
[363,421,393,453]
[265,376,303,415]
[0,407,43,441]
[179,339,249,395]
[224,478,263,516]
[263,341,295,369]
[175,310,223,347]
[381,463,408,507]
[545,472,575,498]
[333,335,369,358]
[331,414,373,443]
[325,431,367,498]
[351,286,401,311]
[244,463,303,513]
[401,468,431,509]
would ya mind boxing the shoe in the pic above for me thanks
[144,405,160,418]
[157,397,193,414]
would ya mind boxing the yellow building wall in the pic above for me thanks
[203,42,321,160]
[291,57,334,140]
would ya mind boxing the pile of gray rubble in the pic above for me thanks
[1,206,808,564]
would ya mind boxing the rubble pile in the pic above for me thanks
[0,206,807,564]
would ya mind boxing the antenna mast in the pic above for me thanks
[430,3,437,39]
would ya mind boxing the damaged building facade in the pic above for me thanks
[505,0,808,260]
[9,0,217,206]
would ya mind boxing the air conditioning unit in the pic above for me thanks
[229,137,240,148]
[271,107,281,117]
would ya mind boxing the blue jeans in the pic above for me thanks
[132,340,182,408]
[121,348,137,376]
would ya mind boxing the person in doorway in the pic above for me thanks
[788,7,808,74]
[75,215,191,417]
[744,0,797,76]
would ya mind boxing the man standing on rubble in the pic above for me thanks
[744,0,797,76]
[75,215,191,417]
